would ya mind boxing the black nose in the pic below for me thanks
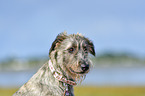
[81,64,89,72]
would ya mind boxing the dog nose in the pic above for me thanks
[81,64,89,72]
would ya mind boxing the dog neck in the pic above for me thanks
[49,60,77,86]
[49,60,76,96]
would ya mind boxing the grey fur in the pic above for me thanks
[13,32,95,96]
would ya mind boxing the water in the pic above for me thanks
[82,67,145,86]
[0,70,36,87]
[0,67,145,87]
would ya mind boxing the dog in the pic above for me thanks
[13,32,95,96]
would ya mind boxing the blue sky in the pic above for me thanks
[0,0,145,59]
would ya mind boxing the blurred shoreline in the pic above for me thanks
[0,52,145,71]
[0,52,145,88]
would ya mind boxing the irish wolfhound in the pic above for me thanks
[13,32,95,96]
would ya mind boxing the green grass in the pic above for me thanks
[0,88,17,96]
[0,86,145,96]
[74,86,145,96]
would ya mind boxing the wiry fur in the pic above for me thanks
[13,32,95,96]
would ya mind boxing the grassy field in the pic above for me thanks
[0,86,145,96]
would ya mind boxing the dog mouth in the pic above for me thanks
[69,67,85,74]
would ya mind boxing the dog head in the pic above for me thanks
[49,32,95,81]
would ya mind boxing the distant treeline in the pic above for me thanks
[92,52,145,67]
[0,56,48,71]
[0,52,145,71]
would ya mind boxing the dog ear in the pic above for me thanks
[49,32,67,55]
[85,38,95,56]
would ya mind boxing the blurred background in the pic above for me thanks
[0,0,145,96]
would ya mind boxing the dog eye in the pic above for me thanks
[83,47,88,51]
[68,47,74,53]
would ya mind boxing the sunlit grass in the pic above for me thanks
[0,86,145,96]
[0,88,17,96]
[74,86,145,96]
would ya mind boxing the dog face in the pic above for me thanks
[49,32,95,80]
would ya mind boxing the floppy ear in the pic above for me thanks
[49,32,67,55]
[85,38,96,56]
